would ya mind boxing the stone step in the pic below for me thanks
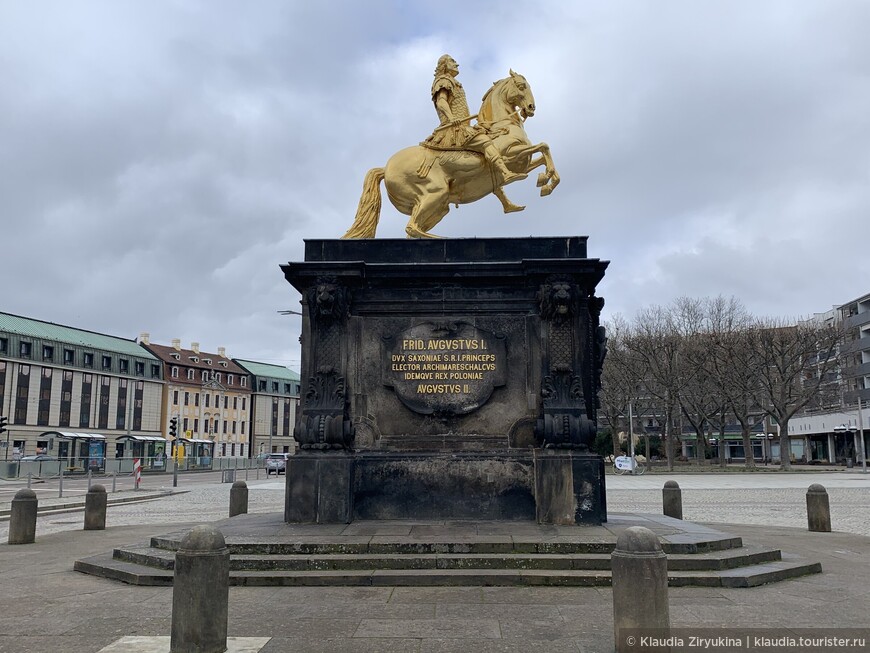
[148,534,743,556]
[113,544,780,573]
[75,553,821,588]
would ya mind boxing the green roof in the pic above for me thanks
[0,312,156,360]
[233,359,300,381]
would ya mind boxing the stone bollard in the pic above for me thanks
[8,488,38,545]
[229,480,248,517]
[806,483,831,532]
[612,526,670,653]
[171,525,229,653]
[84,484,107,530]
[662,480,683,520]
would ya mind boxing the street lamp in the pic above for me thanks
[833,424,866,473]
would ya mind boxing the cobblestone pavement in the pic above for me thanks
[3,471,869,540]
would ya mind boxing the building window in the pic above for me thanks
[183,417,188,432]
[231,443,236,456]
[194,393,200,407]
[0,338,7,353]
[227,374,234,385]
[119,359,129,373]
[173,390,179,405]
[135,361,144,376]
[242,398,246,411]
[191,356,199,363]
[284,383,291,394]
[186,369,193,380]
[20,342,32,358]
[63,349,74,364]
[171,366,179,378]
[233,397,238,410]
[232,421,237,434]
[241,377,246,388]
[205,394,210,408]
[224,396,228,409]
[201,371,208,382]
[258,380,267,392]
[215,373,221,383]
[194,418,199,432]
[272,381,279,393]
[101,355,112,370]
[223,420,227,434]
[43,345,54,361]
[83,352,94,368]
[241,421,246,435]
[151,364,160,378]
[184,392,189,406]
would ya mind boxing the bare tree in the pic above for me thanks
[626,298,703,471]
[751,316,843,470]
[706,296,765,469]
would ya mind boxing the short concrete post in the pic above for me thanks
[662,480,683,520]
[806,483,831,532]
[170,525,229,653]
[84,484,107,530]
[612,526,670,652]
[8,488,38,545]
[229,480,248,517]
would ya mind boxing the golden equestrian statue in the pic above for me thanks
[342,54,560,239]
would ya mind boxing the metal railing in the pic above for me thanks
[0,455,264,480]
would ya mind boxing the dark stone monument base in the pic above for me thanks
[285,449,606,525]
[534,450,607,525]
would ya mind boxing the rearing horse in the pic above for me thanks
[342,71,560,239]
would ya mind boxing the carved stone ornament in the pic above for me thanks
[294,367,354,450]
[383,321,506,417]
[537,275,577,322]
[305,276,349,325]
[536,371,596,450]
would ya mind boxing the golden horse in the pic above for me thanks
[342,71,560,239]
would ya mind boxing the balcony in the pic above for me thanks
[843,361,870,378]
[844,311,870,330]
[840,335,870,354]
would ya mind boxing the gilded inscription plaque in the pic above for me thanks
[383,322,506,416]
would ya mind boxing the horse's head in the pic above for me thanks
[507,69,536,119]
[480,70,536,124]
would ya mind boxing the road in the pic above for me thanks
[2,470,869,540]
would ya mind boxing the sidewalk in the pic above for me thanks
[1,517,869,653]
[0,489,184,519]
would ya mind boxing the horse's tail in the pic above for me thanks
[342,167,385,239]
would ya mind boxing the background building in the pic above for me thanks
[233,359,300,455]
[141,336,252,459]
[0,313,164,468]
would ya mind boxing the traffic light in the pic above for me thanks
[0,416,7,435]
[169,417,178,440]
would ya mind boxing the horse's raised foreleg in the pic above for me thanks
[505,142,560,197]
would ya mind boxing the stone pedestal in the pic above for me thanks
[281,237,609,525]
[534,450,606,525]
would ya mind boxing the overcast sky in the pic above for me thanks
[2,1,868,371]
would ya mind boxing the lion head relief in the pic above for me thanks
[538,275,576,321]
[306,276,349,323]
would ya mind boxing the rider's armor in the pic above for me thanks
[425,75,481,148]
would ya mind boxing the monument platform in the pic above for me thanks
[74,512,821,588]
[281,237,611,525]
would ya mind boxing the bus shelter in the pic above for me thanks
[44,431,107,473]
[179,437,215,470]
[116,434,168,471]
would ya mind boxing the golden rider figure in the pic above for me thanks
[425,55,527,208]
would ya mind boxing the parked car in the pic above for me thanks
[265,453,289,475]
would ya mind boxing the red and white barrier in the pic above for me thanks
[133,458,141,489]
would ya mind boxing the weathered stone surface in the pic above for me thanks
[8,488,38,545]
[534,450,606,525]
[611,526,670,652]
[84,484,107,531]
[662,480,683,520]
[806,483,831,532]
[281,237,609,524]
[229,480,248,518]
[170,525,229,653]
